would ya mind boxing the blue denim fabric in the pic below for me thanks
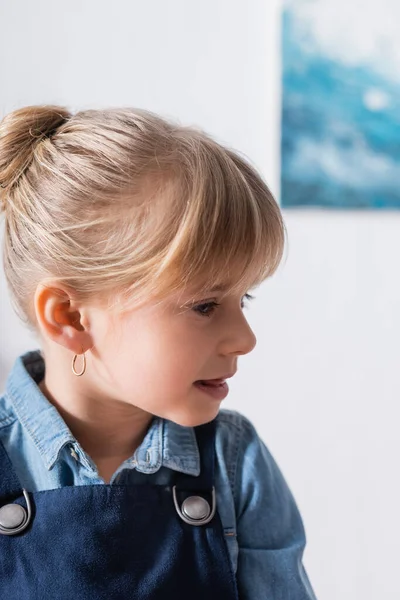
[0,350,317,599]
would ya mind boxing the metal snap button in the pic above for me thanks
[182,496,211,521]
[0,490,32,536]
[172,486,216,526]
[0,503,26,529]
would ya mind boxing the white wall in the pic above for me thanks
[1,1,399,598]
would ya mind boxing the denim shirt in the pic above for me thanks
[0,350,317,599]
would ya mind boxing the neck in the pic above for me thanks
[37,348,154,465]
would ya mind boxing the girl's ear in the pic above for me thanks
[33,283,93,355]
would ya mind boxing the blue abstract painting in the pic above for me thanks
[281,0,400,209]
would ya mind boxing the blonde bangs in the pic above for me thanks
[119,135,286,309]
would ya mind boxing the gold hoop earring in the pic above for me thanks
[72,349,86,376]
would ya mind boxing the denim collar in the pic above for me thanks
[4,350,200,476]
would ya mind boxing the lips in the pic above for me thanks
[197,379,225,387]
[195,372,236,387]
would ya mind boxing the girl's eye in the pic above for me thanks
[193,301,221,317]
[192,293,255,318]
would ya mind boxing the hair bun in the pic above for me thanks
[0,105,70,200]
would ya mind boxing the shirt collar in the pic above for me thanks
[5,350,200,476]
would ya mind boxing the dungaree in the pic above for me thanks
[0,418,239,599]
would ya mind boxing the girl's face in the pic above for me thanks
[87,285,257,427]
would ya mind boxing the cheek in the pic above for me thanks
[111,329,196,392]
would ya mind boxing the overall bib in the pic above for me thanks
[0,419,239,599]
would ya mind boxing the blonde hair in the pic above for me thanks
[0,104,285,335]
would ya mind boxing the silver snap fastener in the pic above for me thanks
[0,490,33,536]
[182,495,211,521]
[0,503,26,530]
[172,486,216,526]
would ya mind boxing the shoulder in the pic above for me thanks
[214,408,280,500]
[213,408,254,471]
[214,407,273,461]
[214,408,262,463]
[214,412,316,598]
[214,406,280,463]
[214,408,303,530]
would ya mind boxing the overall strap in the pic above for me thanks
[173,418,216,491]
[0,440,24,501]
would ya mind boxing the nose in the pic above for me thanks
[222,312,257,357]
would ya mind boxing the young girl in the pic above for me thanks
[0,105,317,599]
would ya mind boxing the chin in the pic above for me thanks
[173,411,219,428]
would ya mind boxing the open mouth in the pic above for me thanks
[193,379,229,400]
[195,379,226,388]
